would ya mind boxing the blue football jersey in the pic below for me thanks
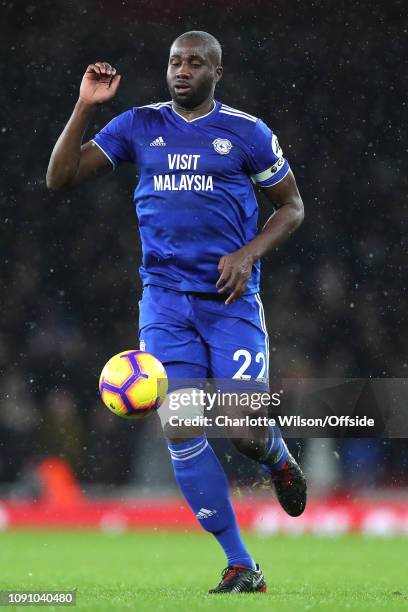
[92,100,290,294]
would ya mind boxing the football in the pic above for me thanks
[99,350,168,418]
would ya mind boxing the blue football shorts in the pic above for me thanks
[138,285,270,391]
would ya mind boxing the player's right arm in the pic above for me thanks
[46,62,121,192]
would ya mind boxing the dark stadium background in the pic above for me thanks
[1,0,407,502]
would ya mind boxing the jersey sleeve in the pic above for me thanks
[92,110,135,168]
[245,119,290,187]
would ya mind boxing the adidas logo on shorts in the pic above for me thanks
[196,508,217,519]
[150,136,166,146]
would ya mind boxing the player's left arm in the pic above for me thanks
[217,169,304,304]
[248,168,304,255]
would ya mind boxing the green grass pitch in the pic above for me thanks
[1,530,407,611]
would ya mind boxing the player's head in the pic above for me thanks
[167,31,223,108]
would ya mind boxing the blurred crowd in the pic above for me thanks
[1,1,407,493]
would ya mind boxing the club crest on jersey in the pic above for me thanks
[212,138,232,155]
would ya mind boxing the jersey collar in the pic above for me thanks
[170,100,220,124]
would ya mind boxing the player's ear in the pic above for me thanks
[215,65,223,82]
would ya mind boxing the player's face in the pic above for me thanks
[167,40,221,108]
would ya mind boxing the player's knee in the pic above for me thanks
[159,387,205,443]
[165,429,204,445]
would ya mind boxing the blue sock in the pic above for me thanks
[263,425,289,470]
[168,435,255,569]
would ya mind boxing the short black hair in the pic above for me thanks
[171,31,222,66]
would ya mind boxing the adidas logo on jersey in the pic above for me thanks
[150,136,166,146]
[196,508,217,520]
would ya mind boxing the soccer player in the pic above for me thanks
[47,31,306,594]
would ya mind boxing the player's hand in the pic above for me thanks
[216,247,255,304]
[79,62,121,105]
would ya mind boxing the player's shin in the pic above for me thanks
[223,394,289,471]
[260,423,290,470]
[168,435,255,569]
[160,388,255,569]
[225,395,307,517]
[230,423,289,470]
